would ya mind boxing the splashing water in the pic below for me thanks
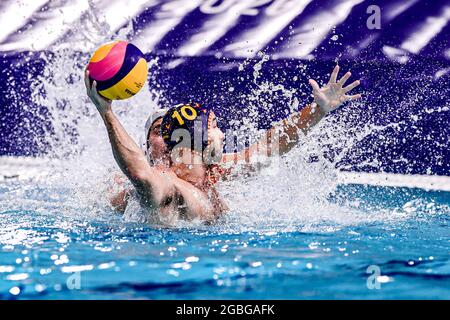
[19,54,441,241]
[14,34,444,233]
[23,42,349,231]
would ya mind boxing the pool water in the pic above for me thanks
[1,180,449,300]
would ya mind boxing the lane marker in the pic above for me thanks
[1,156,449,191]
[338,171,450,192]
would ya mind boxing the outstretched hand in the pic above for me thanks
[84,69,112,116]
[309,65,361,114]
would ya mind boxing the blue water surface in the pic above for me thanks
[0,182,449,300]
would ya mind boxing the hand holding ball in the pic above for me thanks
[87,41,148,100]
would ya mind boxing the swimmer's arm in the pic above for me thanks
[220,103,325,165]
[101,110,174,206]
[266,65,361,156]
[267,102,327,156]
[85,70,174,206]
[222,65,362,163]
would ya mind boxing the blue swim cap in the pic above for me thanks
[161,103,213,154]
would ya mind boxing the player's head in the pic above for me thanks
[161,103,224,164]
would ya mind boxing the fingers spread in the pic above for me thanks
[347,94,362,100]
[309,79,321,92]
[337,71,351,87]
[328,65,340,84]
[342,80,360,93]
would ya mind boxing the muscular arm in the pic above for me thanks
[102,111,149,181]
[269,102,326,155]
[221,65,361,167]
[221,103,325,165]
[85,70,172,207]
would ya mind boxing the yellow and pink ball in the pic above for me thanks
[87,41,148,100]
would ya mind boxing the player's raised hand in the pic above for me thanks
[309,65,361,113]
[84,69,112,116]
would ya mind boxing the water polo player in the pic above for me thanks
[86,70,227,224]
[86,64,360,224]
[109,105,228,215]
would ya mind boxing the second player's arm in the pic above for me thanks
[221,103,325,164]
[221,65,361,165]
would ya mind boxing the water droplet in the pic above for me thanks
[9,287,20,295]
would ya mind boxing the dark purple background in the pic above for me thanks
[0,0,449,175]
